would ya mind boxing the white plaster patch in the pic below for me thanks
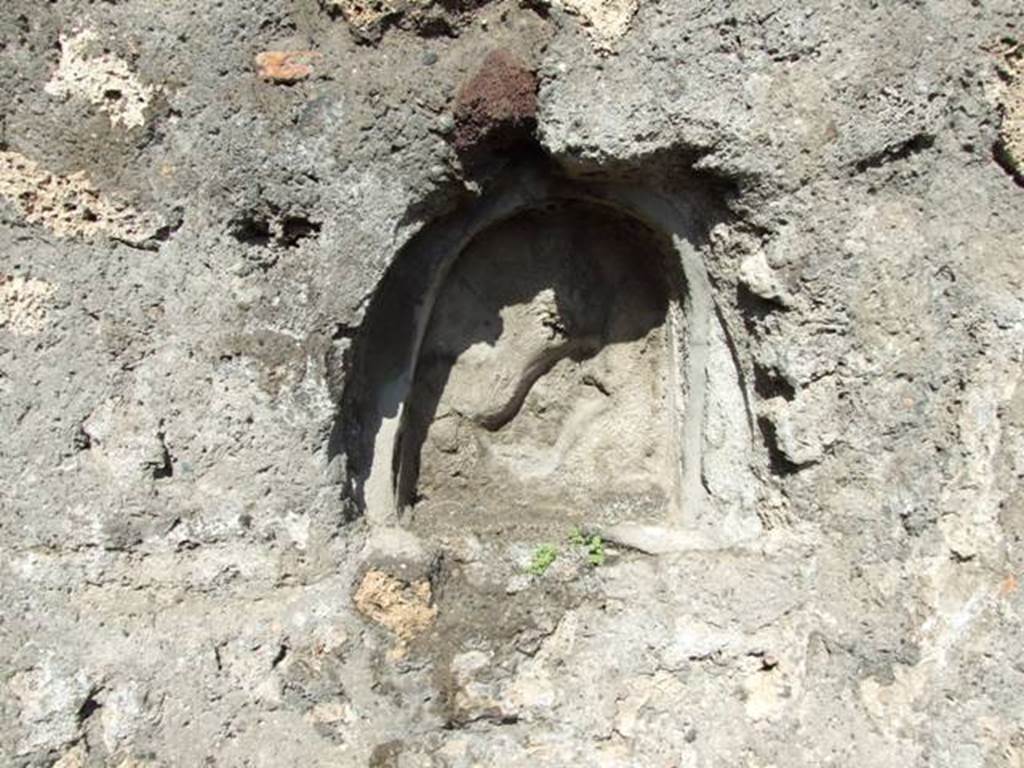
[742,664,790,721]
[53,744,88,768]
[859,664,929,732]
[8,662,93,756]
[100,681,149,754]
[859,554,1009,743]
[739,248,794,306]
[0,151,164,244]
[283,511,311,550]
[81,396,168,486]
[0,275,56,335]
[558,0,639,51]
[45,30,154,129]
[938,355,1019,562]
[761,375,839,467]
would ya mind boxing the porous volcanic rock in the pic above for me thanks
[453,49,538,155]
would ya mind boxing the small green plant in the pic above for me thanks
[527,544,558,576]
[586,534,605,566]
[568,527,606,566]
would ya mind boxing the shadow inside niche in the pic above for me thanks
[393,201,680,537]
[329,158,768,556]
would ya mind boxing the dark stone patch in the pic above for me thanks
[369,740,403,768]
[452,49,538,157]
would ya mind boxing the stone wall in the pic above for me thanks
[1,1,1022,766]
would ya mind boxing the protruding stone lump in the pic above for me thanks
[453,50,538,155]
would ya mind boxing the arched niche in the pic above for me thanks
[333,164,760,552]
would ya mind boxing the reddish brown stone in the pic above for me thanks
[453,50,538,154]
[255,51,320,84]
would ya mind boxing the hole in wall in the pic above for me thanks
[230,215,273,247]
[77,689,102,724]
[229,211,324,250]
[279,215,322,247]
[752,362,796,402]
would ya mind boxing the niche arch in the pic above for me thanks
[334,164,758,551]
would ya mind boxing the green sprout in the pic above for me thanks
[568,527,606,566]
[527,544,558,576]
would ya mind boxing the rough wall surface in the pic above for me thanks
[1,1,1022,767]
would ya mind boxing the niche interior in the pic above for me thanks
[334,165,759,549]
